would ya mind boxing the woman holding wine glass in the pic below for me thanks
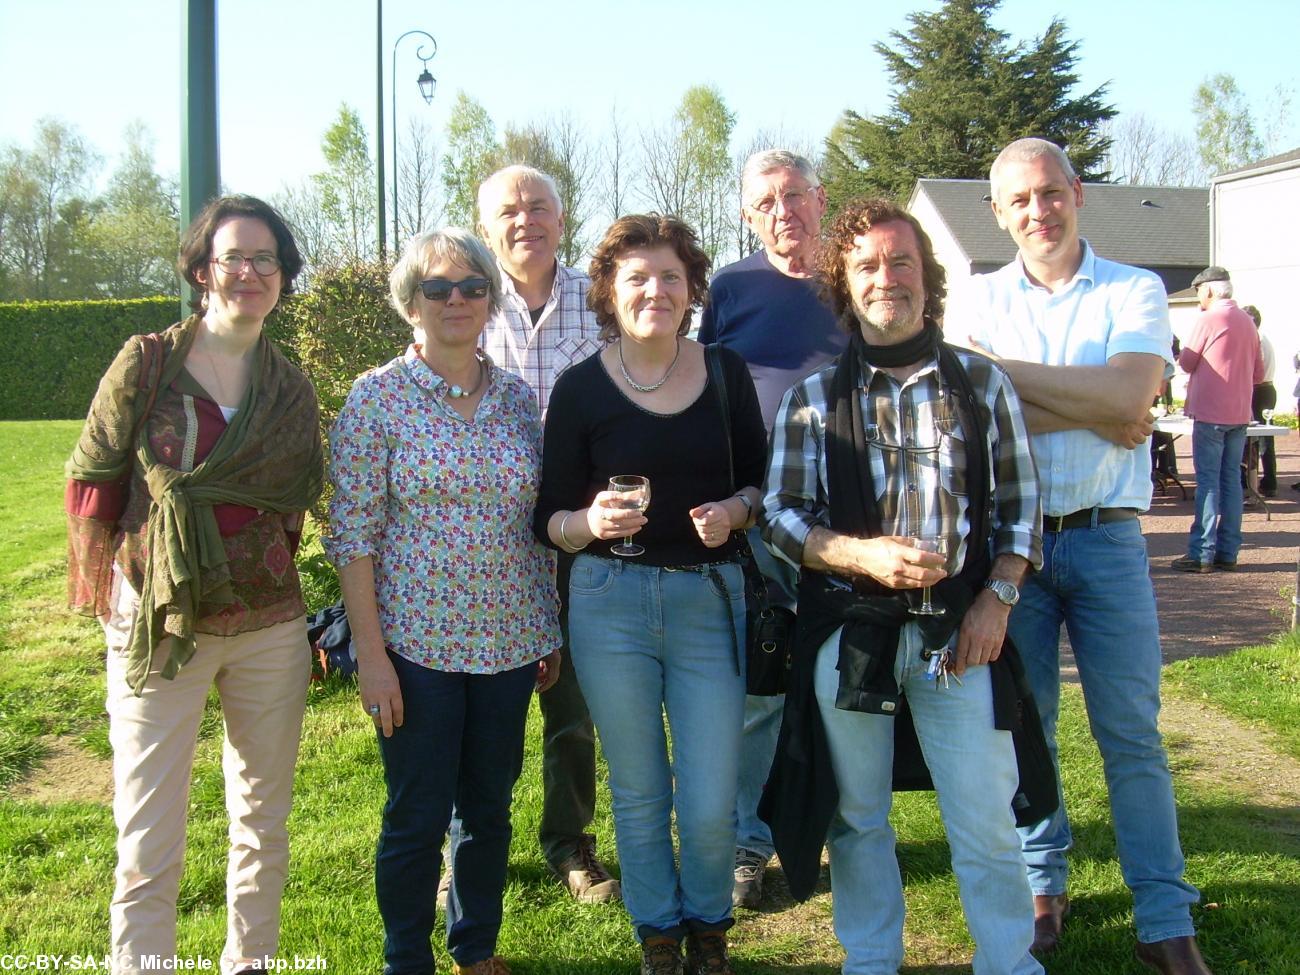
[534,214,767,975]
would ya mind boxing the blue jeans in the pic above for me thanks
[735,527,798,860]
[567,554,746,938]
[374,652,539,974]
[1188,421,1247,564]
[813,627,1041,975]
[1008,516,1200,943]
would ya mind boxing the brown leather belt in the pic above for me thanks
[1043,507,1138,533]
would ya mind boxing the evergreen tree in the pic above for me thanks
[822,0,1114,210]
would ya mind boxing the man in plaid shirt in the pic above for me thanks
[761,198,1044,975]
[445,165,613,905]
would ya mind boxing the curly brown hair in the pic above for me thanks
[816,198,946,330]
[587,214,712,342]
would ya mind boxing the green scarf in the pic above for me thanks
[67,315,323,693]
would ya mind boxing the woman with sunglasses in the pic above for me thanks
[65,195,323,974]
[327,228,561,975]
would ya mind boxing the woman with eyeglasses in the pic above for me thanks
[65,195,323,974]
[326,228,561,975]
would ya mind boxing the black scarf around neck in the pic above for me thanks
[853,315,942,369]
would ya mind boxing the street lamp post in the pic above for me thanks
[391,30,437,250]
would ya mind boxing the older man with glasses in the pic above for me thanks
[698,149,848,909]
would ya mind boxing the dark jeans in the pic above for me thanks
[375,652,539,974]
[449,555,597,871]
[537,552,598,866]
[1252,382,1278,490]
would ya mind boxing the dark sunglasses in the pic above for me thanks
[419,276,491,301]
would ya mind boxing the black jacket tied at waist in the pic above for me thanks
[758,327,1057,902]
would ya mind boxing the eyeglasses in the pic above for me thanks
[212,252,281,276]
[419,276,491,301]
[745,189,816,215]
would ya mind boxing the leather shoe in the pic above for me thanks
[1135,934,1212,974]
[1031,893,1069,955]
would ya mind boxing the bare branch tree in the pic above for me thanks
[1102,114,1206,186]
[599,106,634,228]
[396,117,440,238]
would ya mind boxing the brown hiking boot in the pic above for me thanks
[685,930,733,975]
[550,833,621,903]
[451,957,510,975]
[641,935,683,975]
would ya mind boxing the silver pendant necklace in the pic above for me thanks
[619,336,681,393]
[447,354,487,399]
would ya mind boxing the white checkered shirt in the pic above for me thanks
[479,262,604,419]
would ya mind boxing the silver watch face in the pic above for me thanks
[986,579,1019,605]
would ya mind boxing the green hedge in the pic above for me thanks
[0,297,181,420]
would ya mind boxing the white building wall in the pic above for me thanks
[1213,163,1300,409]
[910,190,975,296]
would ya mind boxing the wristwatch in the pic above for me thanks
[983,578,1020,606]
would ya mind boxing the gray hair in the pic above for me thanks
[740,149,819,197]
[388,227,504,326]
[1203,278,1233,300]
[989,138,1078,201]
[476,164,564,225]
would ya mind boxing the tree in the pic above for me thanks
[395,118,439,241]
[87,122,180,297]
[598,107,634,229]
[313,104,376,262]
[1101,114,1205,186]
[441,92,501,229]
[641,85,737,262]
[0,118,100,299]
[1193,73,1267,175]
[822,0,1114,209]
[501,114,593,265]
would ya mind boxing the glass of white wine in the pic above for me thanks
[909,536,949,616]
[608,475,650,557]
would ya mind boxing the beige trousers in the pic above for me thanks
[105,579,310,975]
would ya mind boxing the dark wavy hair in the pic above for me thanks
[816,197,947,330]
[177,194,305,312]
[587,214,712,342]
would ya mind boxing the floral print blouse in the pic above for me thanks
[326,345,560,673]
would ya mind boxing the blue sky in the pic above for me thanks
[2,0,1298,198]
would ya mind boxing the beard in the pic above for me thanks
[853,294,922,343]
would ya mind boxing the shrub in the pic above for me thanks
[276,260,409,525]
[0,297,179,420]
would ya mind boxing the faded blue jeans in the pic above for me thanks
[814,627,1041,975]
[1009,515,1200,943]
[567,554,746,939]
[1188,420,1248,564]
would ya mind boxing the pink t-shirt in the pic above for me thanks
[1179,298,1264,425]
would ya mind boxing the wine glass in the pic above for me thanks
[608,475,650,557]
[1262,408,1275,425]
[909,536,949,617]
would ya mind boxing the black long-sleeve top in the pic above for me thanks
[534,346,768,566]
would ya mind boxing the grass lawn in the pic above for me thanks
[1164,636,1300,761]
[1,419,1298,973]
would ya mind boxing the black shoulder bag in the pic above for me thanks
[705,344,795,696]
